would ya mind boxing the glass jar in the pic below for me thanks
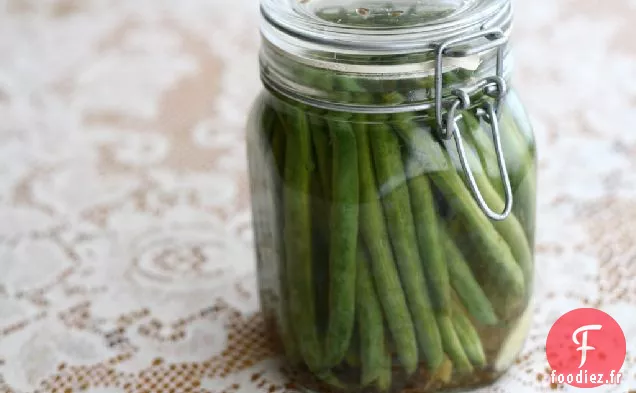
[246,0,536,392]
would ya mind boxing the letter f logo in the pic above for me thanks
[572,325,602,368]
[547,308,626,388]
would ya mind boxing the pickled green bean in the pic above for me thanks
[324,114,360,368]
[370,117,444,372]
[283,108,322,371]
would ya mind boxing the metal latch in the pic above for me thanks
[434,27,513,221]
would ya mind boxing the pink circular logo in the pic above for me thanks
[546,308,626,388]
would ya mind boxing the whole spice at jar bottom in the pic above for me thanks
[255,71,535,393]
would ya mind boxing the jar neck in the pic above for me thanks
[260,41,513,113]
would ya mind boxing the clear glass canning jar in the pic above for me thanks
[246,0,536,392]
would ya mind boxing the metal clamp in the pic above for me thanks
[434,28,513,221]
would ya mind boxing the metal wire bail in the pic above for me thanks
[435,27,513,221]
[448,100,513,221]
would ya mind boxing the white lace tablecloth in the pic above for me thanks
[0,0,635,392]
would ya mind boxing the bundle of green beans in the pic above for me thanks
[253,20,536,392]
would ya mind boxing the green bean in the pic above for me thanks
[404,149,450,316]
[452,299,487,368]
[323,114,360,368]
[283,107,322,371]
[355,113,418,375]
[266,112,301,363]
[311,176,330,334]
[307,110,332,335]
[303,68,334,158]
[370,116,444,372]
[356,246,386,386]
[439,224,498,326]
[437,315,473,375]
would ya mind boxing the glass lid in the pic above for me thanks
[260,0,511,53]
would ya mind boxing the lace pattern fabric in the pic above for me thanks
[0,0,635,392]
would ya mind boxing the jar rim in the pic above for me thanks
[260,0,512,55]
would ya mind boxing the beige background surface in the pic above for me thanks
[0,0,635,392]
